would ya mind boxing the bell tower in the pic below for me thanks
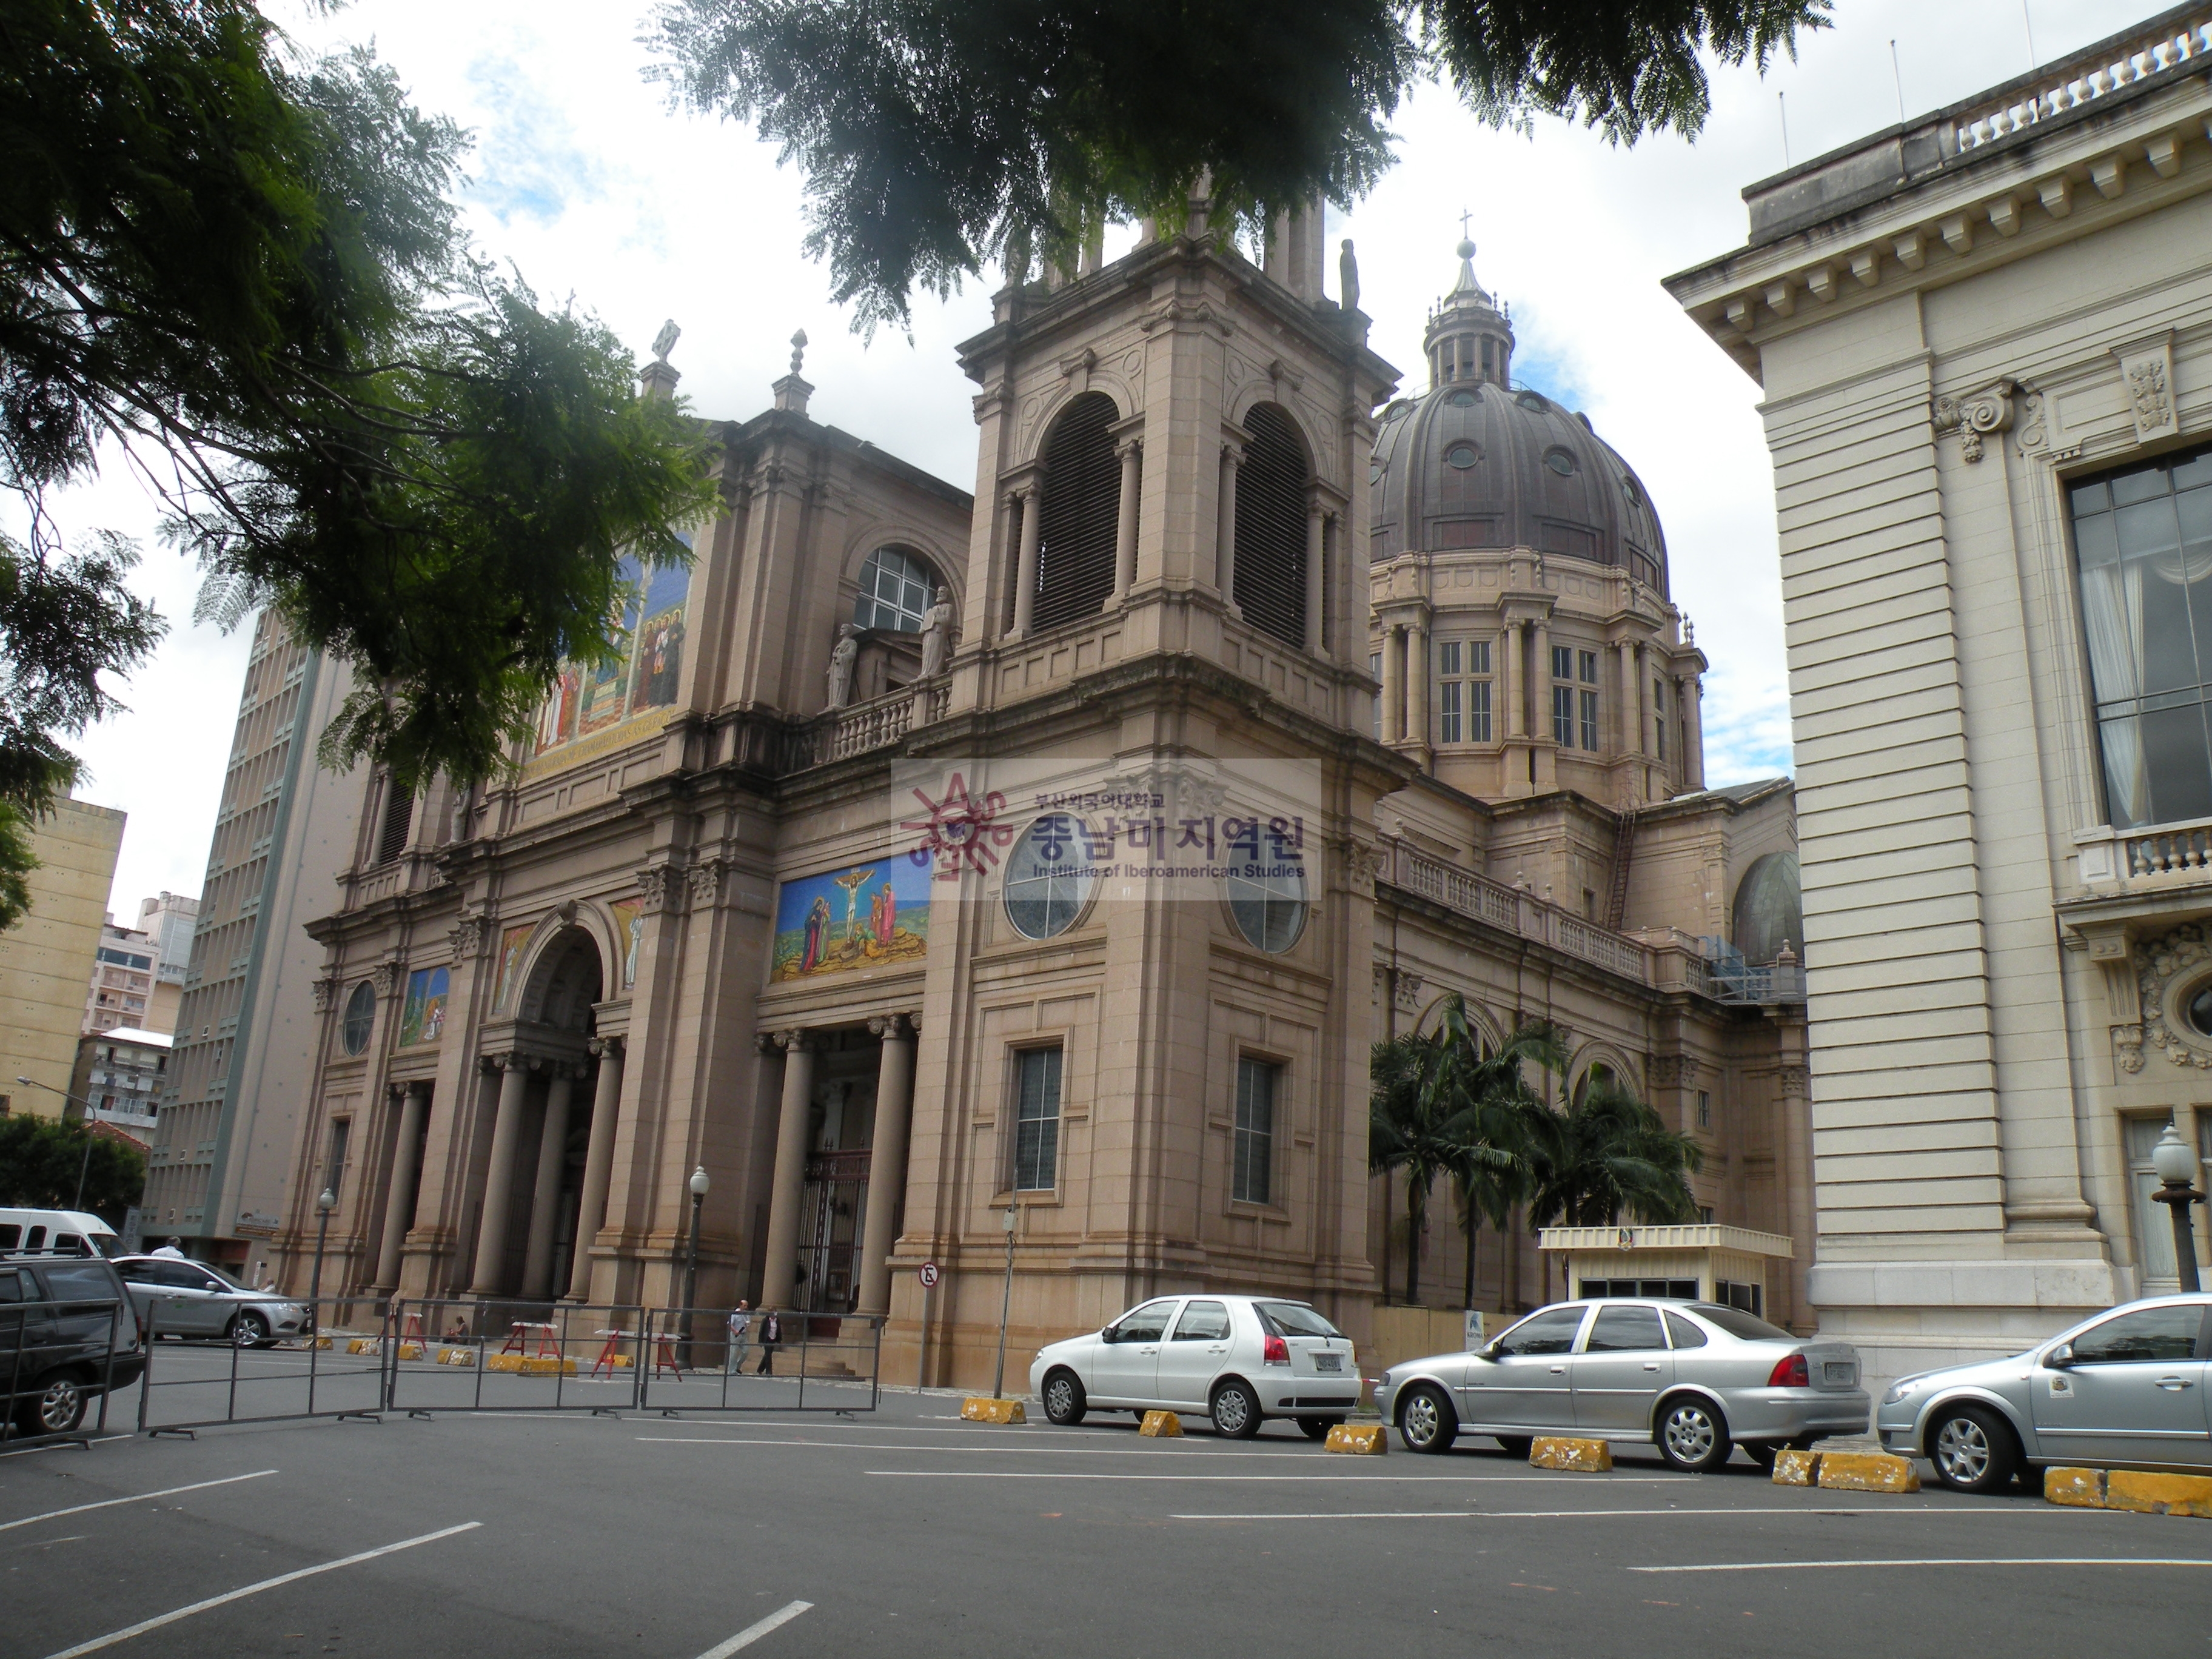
[884,196,1410,1381]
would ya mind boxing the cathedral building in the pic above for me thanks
[270,204,1811,1384]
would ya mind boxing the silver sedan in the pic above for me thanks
[1877,1293,2212,1492]
[113,1256,313,1347]
[1375,1298,1871,1470]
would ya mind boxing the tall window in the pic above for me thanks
[323,1118,350,1205]
[1234,403,1311,649]
[1233,1057,1277,1204]
[1435,639,1492,744]
[1654,679,1667,760]
[1578,649,1600,750]
[1552,645,1575,746]
[1013,1047,1063,1191]
[854,545,940,632]
[2074,443,2212,829]
[1370,651,1382,739]
[375,779,414,865]
[1033,393,1121,631]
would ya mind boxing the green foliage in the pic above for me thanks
[0,803,33,932]
[2,1,715,799]
[1524,1071,1704,1230]
[646,0,1829,330]
[0,1113,147,1220]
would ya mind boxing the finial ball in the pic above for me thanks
[1456,236,1476,260]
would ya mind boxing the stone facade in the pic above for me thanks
[267,209,1814,1386]
[1667,5,2212,1383]
[0,796,124,1118]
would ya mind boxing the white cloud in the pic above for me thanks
[61,0,2135,911]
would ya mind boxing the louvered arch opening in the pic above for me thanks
[1235,403,1309,649]
[375,779,414,865]
[1032,392,1121,631]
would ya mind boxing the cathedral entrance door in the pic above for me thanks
[797,1150,870,1316]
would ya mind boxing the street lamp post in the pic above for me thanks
[682,1165,708,1366]
[2151,1122,2206,1294]
[15,1076,99,1212]
[308,1187,337,1320]
[991,1202,1017,1402]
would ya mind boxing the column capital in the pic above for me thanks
[1114,435,1142,461]
[769,1028,815,1053]
[866,1013,904,1039]
[588,1035,625,1058]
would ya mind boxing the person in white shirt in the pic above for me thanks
[726,1301,753,1373]
[149,1239,186,1259]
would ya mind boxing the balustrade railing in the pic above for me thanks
[806,679,948,768]
[1386,841,1652,988]
[1951,13,2211,153]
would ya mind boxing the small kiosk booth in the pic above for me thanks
[1538,1224,1795,1318]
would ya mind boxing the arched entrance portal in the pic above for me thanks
[471,927,605,1299]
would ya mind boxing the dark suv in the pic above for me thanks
[1,1254,146,1436]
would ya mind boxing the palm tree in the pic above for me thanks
[1370,996,1560,1305]
[1445,1020,1564,1305]
[1525,1070,1704,1232]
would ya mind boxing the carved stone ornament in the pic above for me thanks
[1778,1064,1810,1098]
[447,911,489,962]
[2114,335,2179,445]
[1340,839,1384,897]
[370,957,404,996]
[2015,390,2048,455]
[1930,380,2014,462]
[2133,921,2212,1071]
[310,977,339,1013]
[1393,970,1425,1012]
[687,859,728,910]
[637,862,680,916]
[1649,1054,1701,1089]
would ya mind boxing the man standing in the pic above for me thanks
[150,1239,185,1259]
[726,1300,752,1373]
[755,1308,782,1375]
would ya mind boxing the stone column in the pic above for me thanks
[1685,672,1706,789]
[520,1066,576,1301]
[469,1056,532,1296]
[854,1014,917,1319]
[1216,441,1242,612]
[1640,647,1660,759]
[566,1039,625,1302]
[1112,440,1142,602]
[1304,503,1328,659]
[1380,623,1403,744]
[1406,619,1429,748]
[758,1031,816,1310]
[1010,488,1042,637]
[372,1081,429,1293]
[1532,618,1552,742]
[1502,623,1523,739]
[1615,640,1638,756]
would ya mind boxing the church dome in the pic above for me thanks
[1367,241,1669,595]
[1732,851,1803,967]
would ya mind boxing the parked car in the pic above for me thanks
[0,1208,120,1259]
[1028,1295,1362,1438]
[0,1252,146,1436]
[1876,1292,2212,1493]
[1375,1298,1871,1470]
[112,1255,313,1348]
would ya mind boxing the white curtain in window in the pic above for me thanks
[2080,561,2147,826]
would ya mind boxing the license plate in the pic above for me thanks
[1313,1353,1342,1373]
[1824,1362,1855,1385]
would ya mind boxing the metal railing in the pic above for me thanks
[1951,13,2212,154]
[133,1296,388,1437]
[1384,839,1652,986]
[2,1295,133,1449]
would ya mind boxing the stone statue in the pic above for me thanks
[651,319,680,363]
[917,590,954,677]
[826,622,859,709]
[788,329,808,375]
[1338,239,1359,314]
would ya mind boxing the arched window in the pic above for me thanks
[1234,403,1309,649]
[853,545,940,632]
[1031,392,1120,631]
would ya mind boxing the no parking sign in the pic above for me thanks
[918,1261,940,1289]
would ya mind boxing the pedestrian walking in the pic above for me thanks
[726,1300,752,1373]
[754,1308,782,1375]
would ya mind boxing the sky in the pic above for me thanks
[53,0,2135,919]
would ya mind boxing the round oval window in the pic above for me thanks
[341,980,376,1055]
[1446,443,1479,469]
[1369,463,1384,484]
[1004,814,1095,940]
[1449,389,1478,407]
[2188,984,2212,1038]
[1226,839,1308,954]
[1544,449,1578,477]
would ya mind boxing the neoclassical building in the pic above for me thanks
[270,209,1812,1383]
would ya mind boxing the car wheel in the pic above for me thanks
[1041,1368,1087,1427]
[1741,1441,1780,1472]
[230,1311,270,1349]
[1495,1435,1533,1458]
[1298,1415,1343,1441]
[1928,1403,2017,1494]
[1397,1384,1458,1454]
[1655,1396,1732,1473]
[1209,1378,1263,1439]
[17,1372,89,1437]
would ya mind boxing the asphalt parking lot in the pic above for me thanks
[5,1373,2210,1659]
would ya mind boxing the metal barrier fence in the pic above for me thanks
[2,1295,134,1449]
[382,1301,883,1418]
[135,1295,389,1438]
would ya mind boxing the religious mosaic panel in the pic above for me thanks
[770,858,931,982]
[611,897,644,989]
[398,965,449,1046]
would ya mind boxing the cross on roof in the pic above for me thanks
[1460,207,1472,241]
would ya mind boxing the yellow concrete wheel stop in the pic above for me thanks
[1815,1451,1919,1492]
[961,1396,1027,1424]
[1325,1424,1387,1454]
[1138,1410,1182,1436]
[2105,1470,2212,1517]
[2043,1467,2105,1507]
[1771,1449,1820,1486]
[1530,1436,1613,1472]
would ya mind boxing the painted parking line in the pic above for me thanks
[38,1521,481,1659]
[1630,1557,2212,1574]
[866,1471,1693,1483]
[0,1436,133,1460]
[638,1435,1687,1469]
[1170,1506,2043,1520]
[0,1469,276,1533]
[694,1600,814,1657]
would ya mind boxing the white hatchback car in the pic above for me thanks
[1028,1293,1361,1438]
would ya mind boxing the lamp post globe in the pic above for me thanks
[2151,1121,2206,1294]
[682,1166,708,1364]
[309,1186,338,1315]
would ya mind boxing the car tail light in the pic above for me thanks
[1767,1353,1810,1389]
[1262,1334,1290,1366]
